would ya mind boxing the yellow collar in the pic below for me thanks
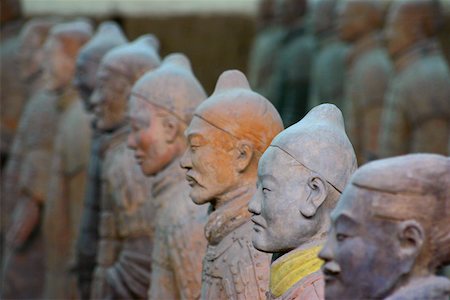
[270,245,323,298]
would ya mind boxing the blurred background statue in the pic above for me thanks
[308,0,349,111]
[1,18,55,268]
[74,22,128,300]
[43,21,126,300]
[339,0,393,164]
[379,0,450,157]
[88,35,160,299]
[2,20,92,299]
[128,53,208,300]
[271,0,315,126]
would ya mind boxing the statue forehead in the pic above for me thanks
[187,116,228,140]
[128,99,153,127]
[259,146,300,177]
[331,185,370,223]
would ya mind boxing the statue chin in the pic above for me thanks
[189,188,210,206]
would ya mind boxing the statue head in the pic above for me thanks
[249,104,357,253]
[385,0,442,58]
[319,154,450,299]
[275,0,308,27]
[74,21,127,112]
[180,70,283,208]
[311,0,338,36]
[91,35,160,132]
[41,20,93,92]
[17,18,56,83]
[257,0,276,30]
[337,0,384,43]
[127,53,206,176]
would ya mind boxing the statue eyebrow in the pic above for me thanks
[186,132,205,143]
[260,173,277,184]
[332,212,358,227]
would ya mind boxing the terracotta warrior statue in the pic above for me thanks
[249,104,357,300]
[88,35,160,299]
[74,23,128,299]
[338,0,393,164]
[2,20,92,299]
[308,0,349,111]
[127,53,208,300]
[43,21,126,300]
[248,0,284,93]
[320,154,450,299]
[379,0,450,157]
[1,18,54,256]
[180,70,284,299]
[271,0,315,126]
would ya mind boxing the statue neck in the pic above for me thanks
[270,240,325,298]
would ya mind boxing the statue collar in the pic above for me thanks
[394,39,441,73]
[204,185,254,245]
[346,32,382,67]
[270,243,324,298]
[151,156,185,198]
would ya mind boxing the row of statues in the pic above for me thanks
[248,0,450,165]
[0,0,449,299]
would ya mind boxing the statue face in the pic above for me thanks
[91,65,129,131]
[249,147,318,253]
[42,37,73,91]
[18,33,45,82]
[74,55,98,112]
[319,186,411,299]
[385,6,413,58]
[337,1,372,42]
[127,98,176,176]
[181,116,239,205]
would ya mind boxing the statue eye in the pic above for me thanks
[336,233,349,242]
[262,187,271,193]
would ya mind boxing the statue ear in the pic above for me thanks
[235,140,254,173]
[398,220,424,258]
[299,176,327,218]
[162,114,179,144]
[396,220,424,275]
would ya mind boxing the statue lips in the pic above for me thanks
[185,172,199,187]
[134,154,144,165]
[251,216,266,232]
[321,261,340,285]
